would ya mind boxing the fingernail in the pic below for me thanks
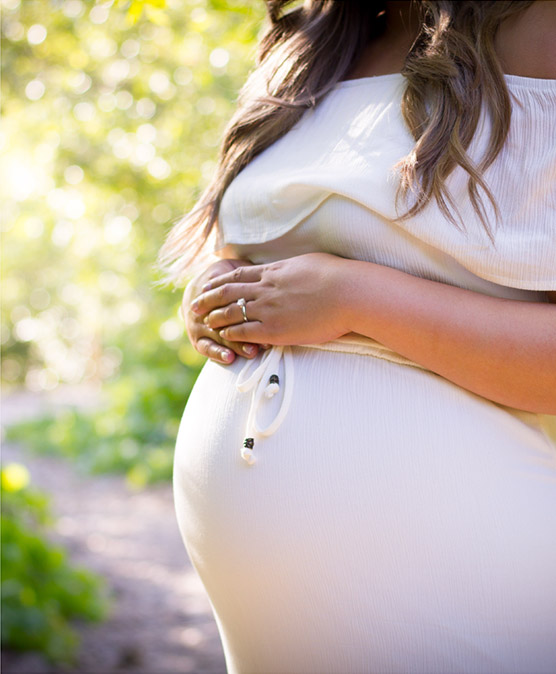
[190,300,199,312]
[202,282,212,292]
[203,315,210,325]
[221,350,233,362]
[242,344,257,355]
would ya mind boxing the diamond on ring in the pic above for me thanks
[237,297,248,322]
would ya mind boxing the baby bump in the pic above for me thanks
[173,347,556,673]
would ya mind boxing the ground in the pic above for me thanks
[1,389,227,674]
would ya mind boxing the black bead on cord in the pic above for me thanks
[269,374,279,385]
[243,437,254,449]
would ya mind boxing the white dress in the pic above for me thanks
[173,73,556,674]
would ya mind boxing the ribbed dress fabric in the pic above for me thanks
[173,73,556,674]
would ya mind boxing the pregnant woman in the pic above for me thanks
[159,1,556,672]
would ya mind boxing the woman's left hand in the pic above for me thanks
[189,252,352,345]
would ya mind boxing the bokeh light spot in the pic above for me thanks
[103,215,132,244]
[159,318,183,342]
[25,80,45,100]
[15,317,39,342]
[30,288,51,310]
[209,47,229,69]
[121,38,140,59]
[147,157,171,180]
[51,220,75,246]
[98,92,116,112]
[115,90,134,110]
[64,165,85,185]
[102,59,131,87]
[149,71,171,95]
[173,66,192,85]
[196,97,216,115]
[136,123,157,143]
[3,21,25,41]
[136,97,156,118]
[2,0,21,10]
[63,0,84,19]
[27,24,47,45]
[69,71,92,94]
[2,464,30,492]
[73,102,96,122]
[191,8,207,24]
[89,4,110,24]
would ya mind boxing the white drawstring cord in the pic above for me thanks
[236,345,294,465]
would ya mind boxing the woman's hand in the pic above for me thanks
[190,252,351,345]
[189,253,556,412]
[182,258,262,364]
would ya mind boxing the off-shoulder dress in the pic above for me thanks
[173,73,556,674]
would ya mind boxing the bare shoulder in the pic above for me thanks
[495,1,556,79]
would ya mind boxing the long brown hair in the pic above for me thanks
[158,0,533,284]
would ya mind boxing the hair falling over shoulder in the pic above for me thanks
[157,0,533,286]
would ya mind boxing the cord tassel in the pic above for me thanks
[240,438,255,465]
[264,374,280,398]
[236,347,294,466]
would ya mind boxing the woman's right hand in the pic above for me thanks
[181,258,261,364]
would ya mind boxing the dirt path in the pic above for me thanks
[1,390,227,674]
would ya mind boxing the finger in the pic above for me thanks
[200,264,263,292]
[236,342,259,357]
[198,325,260,359]
[196,337,236,364]
[204,299,258,330]
[190,283,258,315]
[219,322,265,343]
[193,317,260,358]
[220,339,259,358]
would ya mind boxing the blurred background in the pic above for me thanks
[1,0,264,671]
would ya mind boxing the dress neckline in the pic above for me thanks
[334,71,556,92]
[334,73,403,89]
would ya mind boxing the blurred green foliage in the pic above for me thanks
[2,0,264,389]
[2,0,265,482]
[1,0,265,661]
[1,463,110,662]
[6,312,208,486]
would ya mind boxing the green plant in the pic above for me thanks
[1,463,110,663]
[5,336,205,486]
[1,0,265,485]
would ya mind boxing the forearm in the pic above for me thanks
[340,260,556,414]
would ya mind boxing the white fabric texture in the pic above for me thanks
[216,73,556,290]
[173,73,556,674]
